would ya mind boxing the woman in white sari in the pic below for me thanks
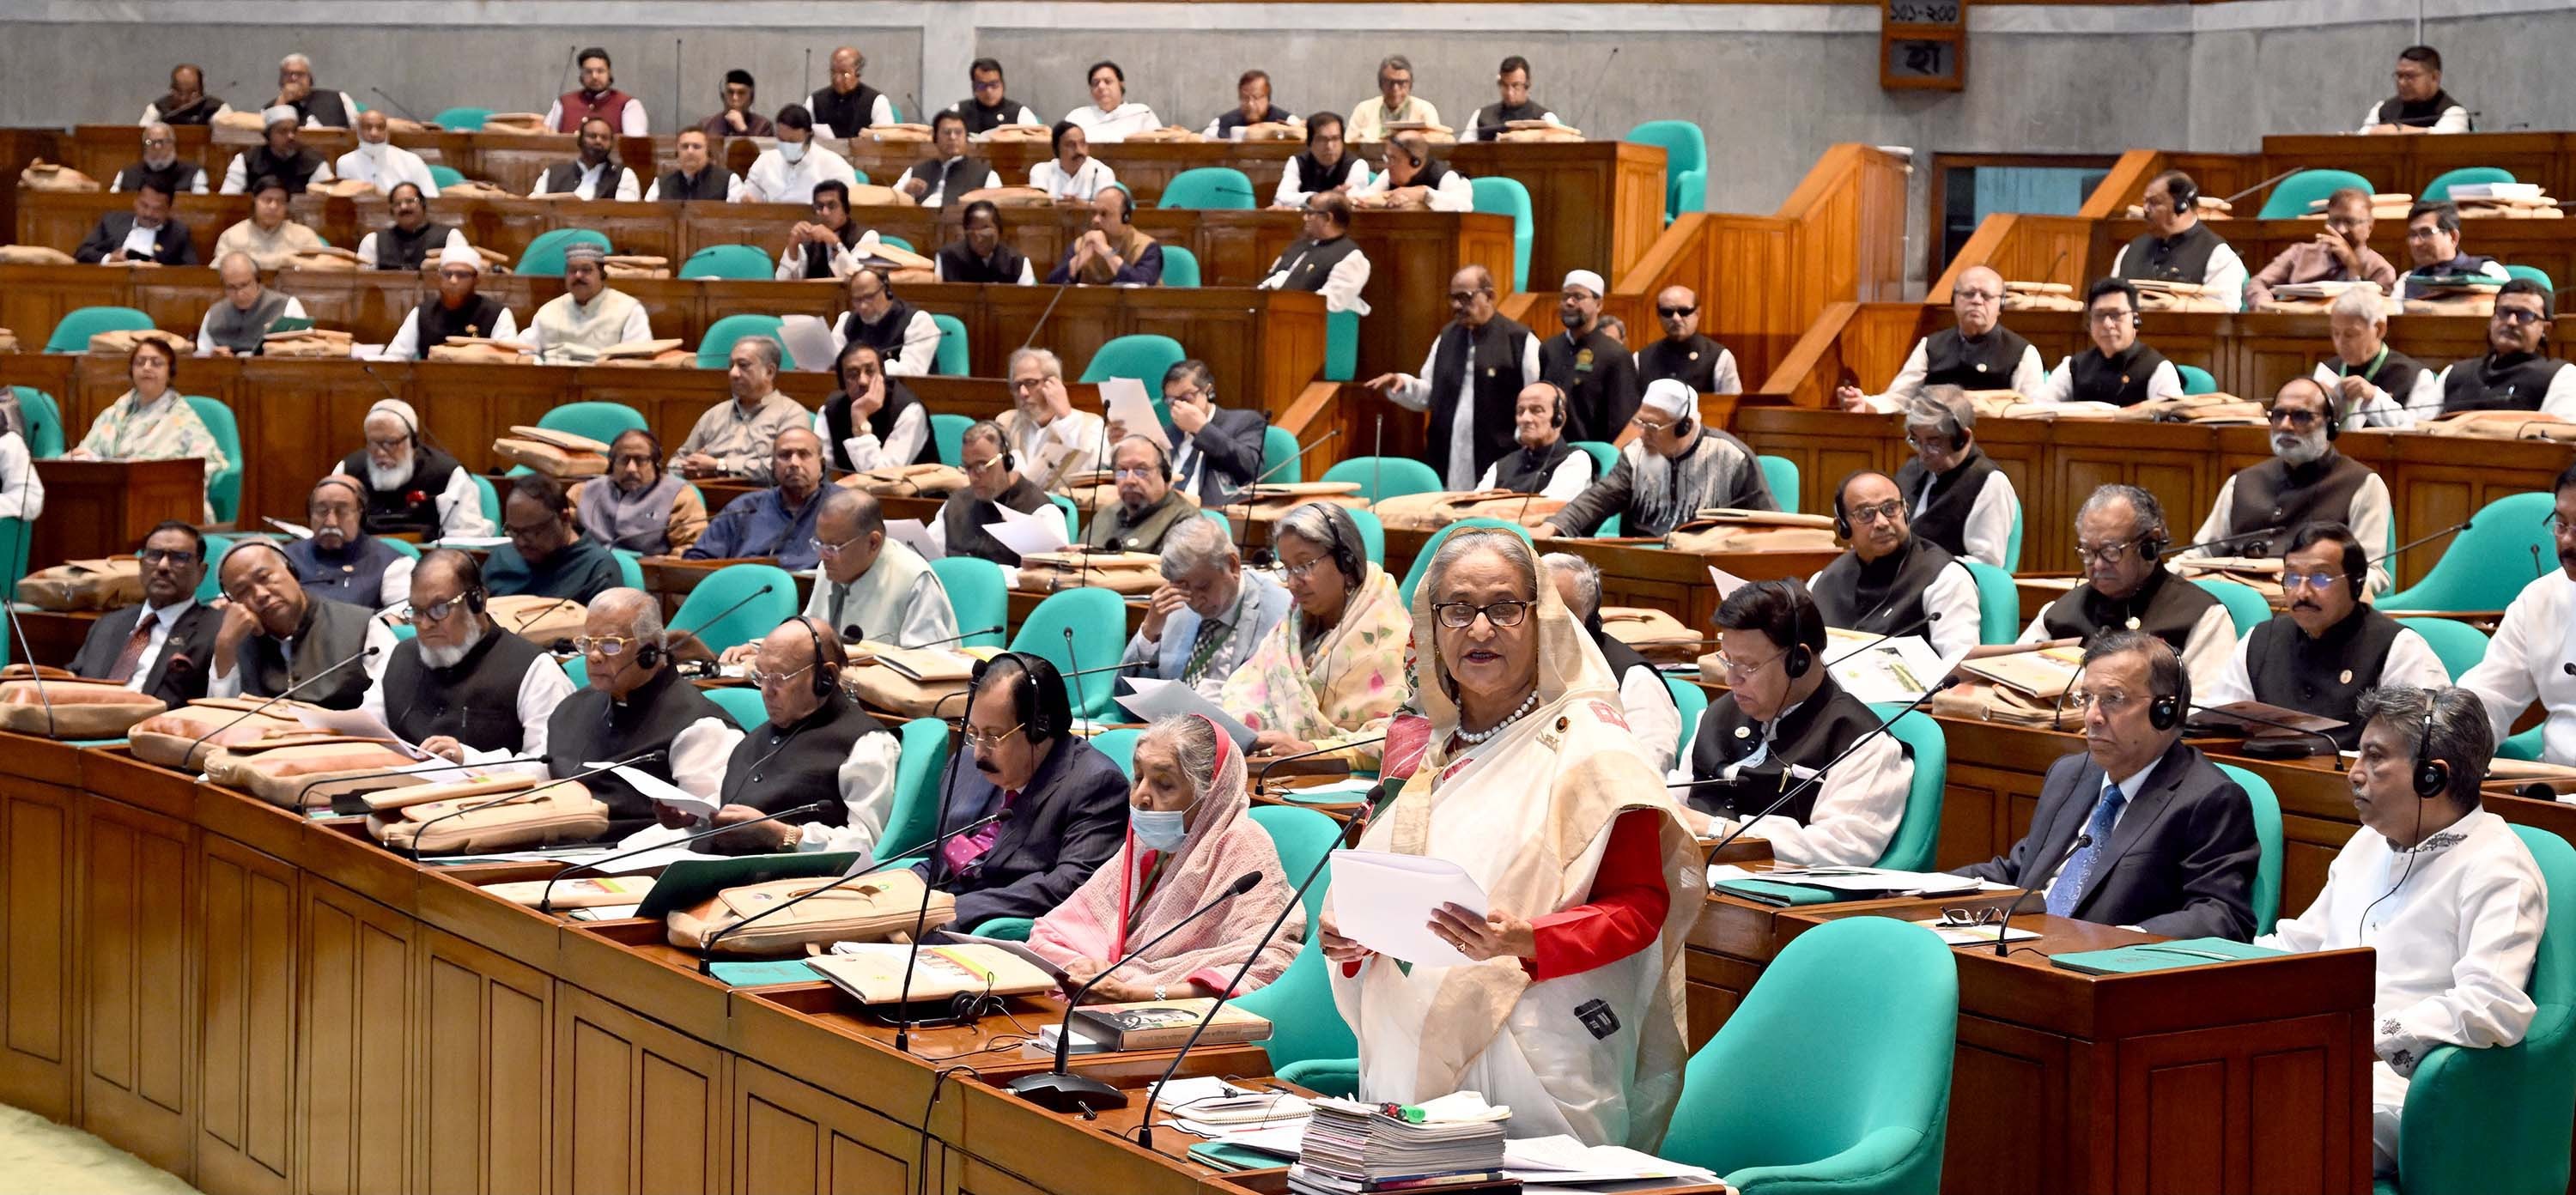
[1321,529,1703,1150]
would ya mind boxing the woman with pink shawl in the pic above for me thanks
[1028,713,1303,1003]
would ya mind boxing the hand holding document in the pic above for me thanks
[984,501,1069,559]
[777,314,841,374]
[1327,849,1491,968]
[295,706,432,760]
[1100,377,1168,450]
[598,762,716,820]
[1116,677,1257,749]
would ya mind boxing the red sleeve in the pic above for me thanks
[1520,809,1673,981]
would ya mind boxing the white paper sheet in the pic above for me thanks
[294,706,430,760]
[1822,631,1963,705]
[604,763,715,818]
[1115,677,1257,749]
[433,536,512,549]
[778,313,840,374]
[1101,377,1168,450]
[885,518,945,561]
[120,223,159,258]
[984,501,1069,558]
[1327,849,1491,968]
[1503,1136,1720,1184]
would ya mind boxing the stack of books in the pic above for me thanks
[1287,1094,1515,1193]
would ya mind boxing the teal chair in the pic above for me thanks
[707,687,769,731]
[1012,587,1127,719]
[928,413,974,466]
[430,106,491,131]
[9,388,64,458]
[561,653,587,687]
[1573,441,1622,533]
[1078,334,1187,391]
[1321,458,1441,504]
[1960,561,2020,646]
[538,400,647,445]
[2383,492,2555,613]
[1400,519,1534,607]
[1624,119,1708,221]
[1260,424,1301,484]
[183,395,243,525]
[2381,824,2576,1195]
[1235,807,1360,1071]
[928,312,969,376]
[669,563,798,657]
[2421,167,2515,203]
[45,306,153,354]
[1158,167,1256,210]
[2397,617,2488,680]
[2176,364,2219,396]
[515,227,610,277]
[1672,168,1706,219]
[1663,916,1957,1195]
[470,474,501,528]
[698,313,793,370]
[2004,505,2024,573]
[877,234,915,255]
[1346,508,1385,567]
[0,519,24,666]
[1665,674,1709,763]
[1088,728,1143,778]
[973,916,1035,941]
[1323,309,1359,382]
[1201,508,1231,538]
[878,717,954,859]
[426,164,466,191]
[1758,455,1801,514]
[2191,578,2269,639]
[611,548,645,590]
[1469,176,1534,292]
[2506,264,2555,295]
[928,557,1006,648]
[1046,493,1079,543]
[1868,703,1948,873]
[1160,245,1201,288]
[677,245,775,281]
[2504,725,2546,762]
[196,534,232,603]
[2257,169,2374,220]
[2212,763,2284,935]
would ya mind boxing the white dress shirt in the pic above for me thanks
[1029,156,1119,203]
[528,161,640,202]
[1353,167,1474,213]
[378,306,519,362]
[1670,696,1913,867]
[2018,599,2239,694]
[2184,464,2394,593]
[353,227,471,268]
[1806,559,1982,663]
[219,155,335,195]
[995,408,1107,488]
[832,309,943,377]
[1274,156,1374,208]
[2459,569,2576,765]
[327,458,495,538]
[1911,467,2018,568]
[0,431,44,520]
[2110,236,2251,312]
[1472,452,1590,501]
[117,598,197,692]
[1619,664,1682,778]
[740,144,859,205]
[2430,360,2576,422]
[2032,355,2185,406]
[893,160,1002,208]
[2332,358,2446,430]
[1063,103,1161,143]
[334,143,439,196]
[1383,331,1544,489]
[1855,336,2049,412]
[2200,620,2451,708]
[811,404,930,474]
[355,643,578,764]
[194,295,311,356]
[544,96,648,136]
[1259,242,1373,315]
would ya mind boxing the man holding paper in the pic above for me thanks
[994,348,1105,489]
[939,421,1066,567]
[1121,517,1289,699]
[1081,437,1195,554]
[683,618,900,858]
[796,488,957,648]
[2200,523,2449,749]
[547,589,740,840]
[362,550,574,765]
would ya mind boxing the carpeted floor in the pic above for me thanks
[0,1103,201,1195]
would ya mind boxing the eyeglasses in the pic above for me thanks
[1009,376,1051,392]
[2543,513,2576,536]
[2062,688,2142,715]
[2282,571,2346,591]
[1714,651,1783,680]
[2495,307,2549,326]
[407,593,472,622]
[2323,215,2364,233]
[1431,599,1530,629]
[1656,306,1697,318]
[2266,406,2324,427]
[1280,557,1329,580]
[2087,308,2136,325]
[1844,499,1905,527]
[960,723,1023,749]
[571,634,643,658]
[1112,466,1158,480]
[747,662,816,688]
[811,531,871,558]
[1935,906,2000,928]
[1905,434,1954,453]
[1954,288,2001,303]
[142,136,173,148]
[2074,539,2141,565]
[365,434,410,452]
[137,548,197,567]
[504,519,556,538]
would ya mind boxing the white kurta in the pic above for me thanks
[1855,336,2049,412]
[355,645,578,764]
[1619,666,1683,779]
[0,431,45,520]
[2360,100,2472,135]
[2258,809,2544,1173]
[691,728,902,860]
[1383,331,1545,490]
[2198,622,2452,708]
[994,408,1106,489]
[353,227,471,268]
[1353,168,1473,213]
[2110,236,2251,312]
[1667,700,1913,867]
[219,155,336,195]
[1274,156,1374,208]
[1473,452,1591,502]
[528,161,639,202]
[1258,243,1372,314]
[740,145,858,205]
[2458,569,2576,765]
[334,143,439,196]
[2430,361,2576,422]
[378,305,519,362]
[2330,359,2446,430]
[642,172,745,202]
[208,616,399,697]
[803,558,959,650]
[2184,465,2394,594]
[1029,156,1119,202]
[518,289,652,362]
[812,403,931,474]
[892,160,1001,207]
[1910,467,2019,568]
[831,310,943,377]
[1062,102,1160,143]
[328,458,496,538]
[1806,559,1982,663]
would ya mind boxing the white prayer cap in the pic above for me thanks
[562,241,606,265]
[260,105,300,129]
[1561,269,1606,298]
[366,397,420,434]
[435,251,483,275]
[1642,378,1695,420]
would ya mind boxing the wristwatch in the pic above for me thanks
[781,822,804,849]
[1153,984,1168,1002]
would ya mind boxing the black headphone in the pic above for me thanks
[1831,473,1897,542]
[2286,376,2341,441]
[1314,506,1365,587]
[968,650,1069,741]
[2411,705,2450,799]
[1780,580,1814,680]
[2147,653,2188,731]
[796,616,835,699]
[2166,173,2198,210]
[1532,381,1566,430]
[631,638,663,671]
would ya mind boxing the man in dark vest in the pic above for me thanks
[1894,386,2020,567]
[2185,377,2393,594]
[685,618,902,858]
[2362,45,2471,134]
[196,252,308,356]
[1465,55,1560,141]
[1540,268,1642,443]
[2020,484,2233,690]
[1366,264,1540,488]
[333,397,492,539]
[941,421,1057,567]
[776,180,867,282]
[2034,278,2185,406]
[113,124,206,195]
[1640,285,1741,396]
[282,476,411,610]
[1840,266,2044,410]
[143,64,226,125]
[2111,170,2247,312]
[1206,69,1293,138]
[75,179,197,266]
[2399,201,2511,300]
[821,341,937,472]
[1473,383,1593,500]
[1807,471,1981,662]
[2435,278,2576,416]
[809,45,890,136]
[219,107,331,193]
[358,183,469,271]
[1544,552,1680,773]
[272,54,354,129]
[1680,579,1915,864]
[951,58,1041,134]
[2324,286,2441,428]
[530,116,640,200]
[1358,130,1474,211]
[895,111,999,208]
[1257,191,1371,315]
[835,267,942,376]
[547,589,741,840]
[2202,524,2451,749]
[699,69,775,138]
[362,550,575,764]
[549,47,646,134]
[936,200,1034,284]
[69,521,222,707]
[381,254,519,360]
[649,129,738,202]
[1081,437,1194,555]
[209,540,388,710]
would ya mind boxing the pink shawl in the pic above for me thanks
[1029,716,1303,996]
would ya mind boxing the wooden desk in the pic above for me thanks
[15,609,99,668]
[30,458,201,562]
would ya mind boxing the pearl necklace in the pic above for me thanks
[1456,688,1540,745]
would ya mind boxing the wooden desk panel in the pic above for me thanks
[2257,133,2576,221]
[32,458,200,563]
[1438,140,1670,286]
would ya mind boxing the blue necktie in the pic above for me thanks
[2045,782,2127,918]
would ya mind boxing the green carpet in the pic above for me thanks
[0,1104,200,1194]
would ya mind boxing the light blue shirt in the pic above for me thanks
[1118,569,1291,698]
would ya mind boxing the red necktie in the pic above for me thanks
[106,617,155,683]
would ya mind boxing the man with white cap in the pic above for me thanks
[111,124,208,195]
[518,242,652,364]
[334,109,439,197]
[330,398,495,540]
[381,252,516,361]
[218,106,335,194]
[1364,264,1541,490]
[1540,268,1641,443]
[1540,377,1777,537]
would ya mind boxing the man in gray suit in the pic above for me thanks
[1118,516,1290,700]
[1953,629,2263,940]
[1156,360,1269,507]
[69,521,221,706]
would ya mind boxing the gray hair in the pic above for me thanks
[2078,483,2166,541]
[816,484,878,536]
[1142,713,1221,801]
[1377,54,1413,82]
[731,335,782,373]
[1273,501,1366,587]
[1906,385,1973,440]
[2330,285,2389,325]
[2081,628,2187,725]
[143,121,174,143]
[2356,685,2494,806]
[280,53,313,71]
[1158,514,1238,579]
[1540,551,1601,621]
[1006,346,1062,380]
[592,587,667,648]
[961,419,1005,455]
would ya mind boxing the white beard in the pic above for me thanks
[366,456,411,491]
[418,621,484,670]
[2274,430,2330,467]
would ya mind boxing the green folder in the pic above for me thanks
[267,315,315,333]
[2049,937,2284,975]
[1187,1140,1296,1172]
[1712,879,1847,907]
[705,958,824,987]
[629,851,861,921]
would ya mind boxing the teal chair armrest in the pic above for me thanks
[2502,725,2544,761]
[971,916,1035,942]
[2397,1006,2576,1195]
[1724,1123,1939,1195]
[1276,1057,1360,1097]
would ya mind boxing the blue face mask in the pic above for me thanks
[1131,805,1189,852]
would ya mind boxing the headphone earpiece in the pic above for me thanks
[464,585,488,616]
[1000,451,1017,474]
[1832,492,1851,541]
[1781,580,1814,680]
[1548,384,1566,429]
[799,616,833,699]
[2148,694,2181,731]
[633,642,663,671]
[2412,707,2449,798]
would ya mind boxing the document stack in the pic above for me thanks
[1287,1092,1515,1194]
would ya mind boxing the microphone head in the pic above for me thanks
[550,638,576,654]
[2524,782,2558,803]
[841,623,866,644]
[1229,871,1262,895]
[2563,662,2573,677]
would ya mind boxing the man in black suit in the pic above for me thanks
[1147,360,1267,507]
[74,180,197,266]
[920,652,1127,931]
[69,521,221,705]
[1954,629,2263,940]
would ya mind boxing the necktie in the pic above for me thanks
[1178,616,1228,685]
[2044,782,2128,918]
[106,616,156,683]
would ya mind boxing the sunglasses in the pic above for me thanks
[1656,306,1696,318]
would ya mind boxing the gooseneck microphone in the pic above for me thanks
[1685,676,1962,859]
[666,583,776,656]
[182,643,384,768]
[1989,832,2094,956]
[536,799,835,913]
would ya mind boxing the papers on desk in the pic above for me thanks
[120,223,161,258]
[1913,918,2039,947]
[777,314,840,374]
[432,536,513,549]
[1101,378,1168,450]
[1327,850,1490,968]
[1115,678,1257,749]
[1503,1136,1721,1186]
[1823,630,1961,705]
[1708,864,1991,898]
[885,518,945,561]
[603,763,716,819]
[983,501,1068,560]
[294,706,431,760]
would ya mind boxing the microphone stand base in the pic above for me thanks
[2234,737,2319,761]
[855,998,984,1030]
[1005,1071,1129,1113]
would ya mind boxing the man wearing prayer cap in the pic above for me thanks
[1540,268,1640,443]
[380,251,516,360]
[218,106,334,194]
[1540,378,1777,538]
[518,241,652,363]
[701,69,775,138]
[329,397,496,540]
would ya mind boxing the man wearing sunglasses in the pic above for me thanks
[1838,265,2043,412]
[359,550,574,766]
[2200,524,2449,749]
[1636,286,1739,397]
[69,521,222,706]
[2020,484,2233,690]
[2433,277,2576,417]
[1807,470,1981,663]
[546,589,740,840]
[2184,377,2394,594]
[2245,188,2396,308]
[2458,461,2576,766]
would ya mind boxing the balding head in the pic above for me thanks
[217,252,264,310]
[1954,265,2004,335]
[1449,264,1498,327]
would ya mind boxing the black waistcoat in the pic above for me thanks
[379,628,549,752]
[374,221,450,270]
[810,83,884,135]
[541,159,623,197]
[1812,539,1954,640]
[802,221,864,279]
[2116,221,2227,286]
[1264,234,1361,293]
[656,167,733,202]
[1492,440,1584,494]
[716,690,885,823]
[821,380,938,470]
[1893,447,1998,561]
[1542,328,1639,443]
[1425,316,1534,481]
[545,666,727,833]
[1638,336,1724,392]
[116,161,204,195]
[837,298,920,358]
[942,476,1051,566]
[2245,607,2406,749]
[2442,352,2567,414]
[240,598,374,710]
[1686,675,1880,825]
[337,444,465,535]
[282,536,403,609]
[1590,623,1656,696]
[239,144,325,192]
[1294,151,1356,193]
[2377,89,2468,130]
[937,239,1029,284]
[959,98,1027,135]
[1473,100,1549,139]
[404,294,508,359]
[152,93,225,125]
[294,91,352,129]
[1923,325,2033,389]
[2332,347,2429,411]
[905,155,992,206]
[2067,343,2170,407]
[2041,564,2219,654]
[2225,451,2374,558]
